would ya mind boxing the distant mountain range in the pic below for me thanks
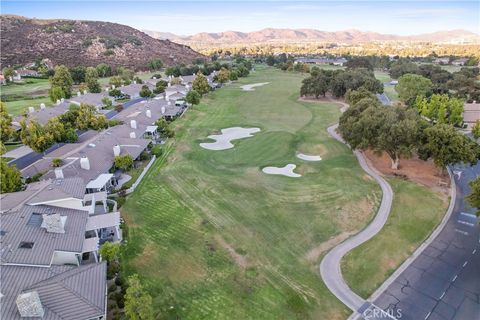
[0,15,203,70]
[144,28,480,44]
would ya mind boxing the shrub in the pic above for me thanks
[104,49,115,56]
[114,104,124,112]
[115,275,125,287]
[116,196,126,208]
[139,151,150,161]
[108,119,123,127]
[150,145,163,157]
[51,158,62,167]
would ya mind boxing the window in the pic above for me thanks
[19,242,34,249]
[27,213,43,227]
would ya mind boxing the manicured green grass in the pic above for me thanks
[0,78,50,96]
[374,70,399,102]
[121,67,382,319]
[4,143,22,152]
[4,96,54,116]
[341,178,447,298]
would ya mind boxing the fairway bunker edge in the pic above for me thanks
[262,164,301,178]
[240,82,270,91]
[199,127,261,150]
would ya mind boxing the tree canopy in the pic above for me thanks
[49,65,73,100]
[192,72,210,95]
[414,94,464,126]
[20,118,55,153]
[186,90,201,105]
[114,154,133,170]
[466,177,480,216]
[0,102,14,142]
[1,159,23,193]
[124,274,154,320]
[85,67,101,93]
[396,74,432,106]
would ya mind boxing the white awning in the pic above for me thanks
[86,212,120,231]
[82,237,99,253]
[146,125,158,133]
[86,174,114,189]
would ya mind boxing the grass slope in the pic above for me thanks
[121,67,381,319]
[374,70,399,102]
[341,178,447,298]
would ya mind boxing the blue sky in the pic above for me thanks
[2,1,479,35]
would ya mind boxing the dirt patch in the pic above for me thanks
[363,151,449,195]
[339,195,378,230]
[215,235,247,269]
[305,231,354,263]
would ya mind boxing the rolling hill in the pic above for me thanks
[144,27,480,45]
[0,15,204,70]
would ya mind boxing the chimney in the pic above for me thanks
[130,120,137,129]
[112,85,116,89]
[153,76,157,80]
[54,168,64,179]
[80,157,90,170]
[168,82,171,87]
[40,103,46,109]
[56,99,61,105]
[60,98,65,103]
[133,80,137,84]
[83,90,87,95]
[146,109,152,118]
[129,132,136,139]
[105,87,109,92]
[186,84,190,89]
[16,291,44,318]
[28,107,35,113]
[168,101,171,106]
[161,106,166,114]
[77,91,81,97]
[41,213,65,233]
[113,144,121,157]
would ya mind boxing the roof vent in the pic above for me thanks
[113,144,121,157]
[129,132,136,139]
[161,106,165,114]
[28,107,35,113]
[54,168,64,179]
[130,120,137,129]
[41,213,66,233]
[146,109,152,118]
[83,90,87,95]
[77,91,81,97]
[16,291,44,318]
[40,103,46,109]
[80,157,90,170]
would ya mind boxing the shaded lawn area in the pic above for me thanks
[120,67,382,319]
[1,78,50,96]
[4,143,23,152]
[341,178,447,298]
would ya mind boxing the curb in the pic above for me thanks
[347,167,457,320]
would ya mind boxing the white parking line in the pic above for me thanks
[439,291,446,300]
[452,274,458,282]
[457,220,475,227]
[424,311,431,320]
[473,249,477,254]
[460,212,477,219]
[463,261,468,267]
[455,229,469,236]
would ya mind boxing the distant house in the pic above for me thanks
[295,57,346,66]
[70,92,113,109]
[462,103,480,129]
[433,57,450,65]
[165,84,187,100]
[180,74,196,85]
[120,82,155,99]
[452,58,469,66]
[15,69,39,78]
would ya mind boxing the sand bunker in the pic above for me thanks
[297,153,322,161]
[262,164,301,177]
[200,127,261,150]
[240,82,270,91]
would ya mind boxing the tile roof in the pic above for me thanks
[0,205,88,265]
[1,263,106,320]
[27,177,86,205]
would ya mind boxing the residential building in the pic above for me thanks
[462,102,480,129]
